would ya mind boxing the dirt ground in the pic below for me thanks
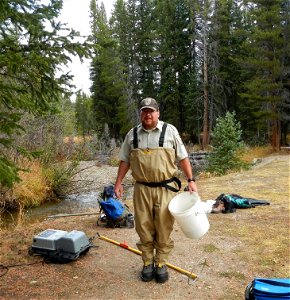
[0,153,289,300]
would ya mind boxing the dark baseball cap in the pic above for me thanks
[139,97,159,111]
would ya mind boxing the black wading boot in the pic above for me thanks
[155,264,169,283]
[141,263,155,282]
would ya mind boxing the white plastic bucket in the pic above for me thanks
[168,192,210,239]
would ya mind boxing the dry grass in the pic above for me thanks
[198,154,290,281]
[240,145,276,163]
[12,159,51,208]
[63,135,93,144]
[0,150,289,299]
[10,146,277,208]
[197,146,276,180]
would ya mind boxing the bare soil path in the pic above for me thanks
[0,154,289,300]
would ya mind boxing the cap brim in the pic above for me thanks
[140,106,157,111]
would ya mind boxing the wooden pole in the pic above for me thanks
[98,233,197,280]
[48,212,100,218]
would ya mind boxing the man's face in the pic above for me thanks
[140,108,160,129]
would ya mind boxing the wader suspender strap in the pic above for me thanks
[133,123,168,149]
[133,122,181,193]
[159,122,167,147]
[133,126,138,149]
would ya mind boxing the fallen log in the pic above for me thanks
[48,212,100,219]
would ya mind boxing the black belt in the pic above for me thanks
[137,177,181,193]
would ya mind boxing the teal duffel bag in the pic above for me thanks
[245,278,290,300]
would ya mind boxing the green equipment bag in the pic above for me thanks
[215,193,270,213]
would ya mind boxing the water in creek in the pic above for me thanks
[1,191,100,228]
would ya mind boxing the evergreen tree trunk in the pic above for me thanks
[271,110,282,150]
[202,33,210,149]
[201,0,211,149]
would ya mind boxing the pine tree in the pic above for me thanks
[89,0,126,138]
[280,0,290,145]
[75,92,95,136]
[194,0,247,148]
[199,0,212,148]
[155,0,192,132]
[206,111,247,175]
[0,0,90,187]
[183,0,201,141]
[209,0,245,113]
[111,0,139,131]
[134,0,156,97]
[239,0,285,149]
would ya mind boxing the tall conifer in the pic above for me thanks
[155,0,192,131]
[89,0,126,138]
[239,0,285,148]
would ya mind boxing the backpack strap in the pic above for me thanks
[159,122,167,147]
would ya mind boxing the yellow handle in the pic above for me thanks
[97,233,197,280]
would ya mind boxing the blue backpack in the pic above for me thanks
[98,185,134,228]
[99,197,125,221]
[245,278,290,300]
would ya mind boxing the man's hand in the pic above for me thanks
[114,161,130,199]
[187,180,198,192]
[114,182,124,199]
[179,158,198,193]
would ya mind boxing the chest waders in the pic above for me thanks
[130,123,181,265]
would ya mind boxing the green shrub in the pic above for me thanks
[44,160,80,198]
[206,112,249,175]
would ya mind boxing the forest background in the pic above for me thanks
[0,0,289,211]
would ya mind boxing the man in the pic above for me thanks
[114,97,197,283]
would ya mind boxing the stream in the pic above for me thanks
[1,162,133,229]
[1,191,100,228]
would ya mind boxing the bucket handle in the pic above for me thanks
[195,211,207,216]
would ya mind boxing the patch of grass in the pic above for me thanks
[203,243,220,253]
[108,158,119,167]
[17,238,27,245]
[108,148,121,167]
[241,145,275,163]
[12,159,52,208]
[219,271,245,280]
[199,145,276,179]
[63,135,93,144]
[199,154,289,278]
[44,160,80,197]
